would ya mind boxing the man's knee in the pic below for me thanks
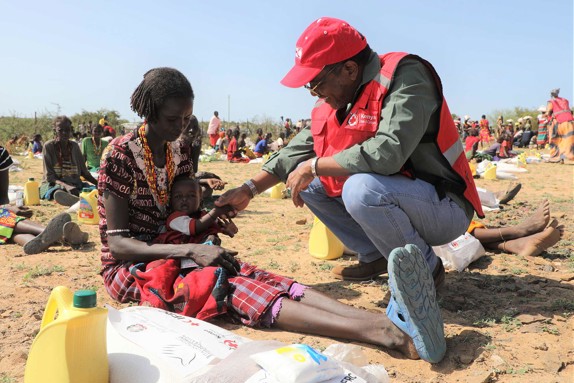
[342,174,387,216]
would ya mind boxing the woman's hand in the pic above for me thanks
[4,204,33,218]
[286,158,315,208]
[168,243,240,276]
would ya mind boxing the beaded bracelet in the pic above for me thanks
[106,228,130,235]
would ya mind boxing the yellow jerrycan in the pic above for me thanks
[483,163,497,180]
[309,216,345,260]
[270,182,286,199]
[24,177,40,205]
[78,188,100,224]
[24,286,108,383]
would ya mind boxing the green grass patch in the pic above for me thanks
[500,314,522,332]
[23,265,65,280]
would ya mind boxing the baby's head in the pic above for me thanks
[170,175,202,215]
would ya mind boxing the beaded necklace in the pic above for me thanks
[92,137,102,156]
[138,124,175,206]
[56,140,70,166]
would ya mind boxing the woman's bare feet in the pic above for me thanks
[503,222,564,256]
[512,200,551,237]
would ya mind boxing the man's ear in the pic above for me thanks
[342,61,360,82]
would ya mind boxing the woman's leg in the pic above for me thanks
[274,298,418,359]
[484,222,563,256]
[13,220,44,236]
[298,288,380,319]
[473,200,550,244]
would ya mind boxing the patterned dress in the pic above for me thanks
[98,132,297,326]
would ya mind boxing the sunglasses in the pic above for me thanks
[303,64,342,97]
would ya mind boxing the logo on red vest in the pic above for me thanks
[348,112,378,128]
[348,113,358,126]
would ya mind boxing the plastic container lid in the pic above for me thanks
[73,290,97,308]
[28,177,35,181]
[82,187,92,193]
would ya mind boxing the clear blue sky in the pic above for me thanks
[1,0,572,125]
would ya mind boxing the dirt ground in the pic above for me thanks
[1,151,573,383]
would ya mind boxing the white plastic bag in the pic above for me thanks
[250,344,344,383]
[432,233,485,272]
[323,344,369,367]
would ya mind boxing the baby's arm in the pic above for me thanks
[194,205,236,235]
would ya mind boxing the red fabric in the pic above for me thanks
[311,52,484,217]
[153,210,222,245]
[479,118,489,129]
[550,97,574,123]
[103,125,116,138]
[479,128,491,143]
[227,137,238,161]
[209,133,219,147]
[131,260,229,320]
[102,260,294,326]
[465,136,480,152]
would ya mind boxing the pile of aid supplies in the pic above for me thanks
[24,286,391,383]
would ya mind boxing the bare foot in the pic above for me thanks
[504,224,563,256]
[375,315,420,359]
[514,200,551,237]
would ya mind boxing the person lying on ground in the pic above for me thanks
[0,145,88,254]
[99,66,444,363]
[469,200,563,257]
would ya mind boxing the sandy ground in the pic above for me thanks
[1,151,573,383]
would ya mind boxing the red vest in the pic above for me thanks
[311,52,484,218]
[549,97,574,123]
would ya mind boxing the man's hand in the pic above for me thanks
[286,158,314,208]
[215,184,252,212]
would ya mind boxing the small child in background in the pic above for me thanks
[154,176,238,246]
[464,128,480,160]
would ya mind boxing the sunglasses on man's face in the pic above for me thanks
[303,64,342,97]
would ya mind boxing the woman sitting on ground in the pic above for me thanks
[0,145,88,254]
[465,128,480,160]
[40,116,98,206]
[81,124,109,173]
[99,67,423,361]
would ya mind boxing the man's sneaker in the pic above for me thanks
[332,257,388,281]
[54,190,80,207]
[380,257,445,307]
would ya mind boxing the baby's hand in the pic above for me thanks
[217,217,239,238]
[212,205,237,220]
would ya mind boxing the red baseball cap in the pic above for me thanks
[281,17,367,88]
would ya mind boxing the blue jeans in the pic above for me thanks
[299,174,471,270]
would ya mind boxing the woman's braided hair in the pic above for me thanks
[130,67,194,123]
